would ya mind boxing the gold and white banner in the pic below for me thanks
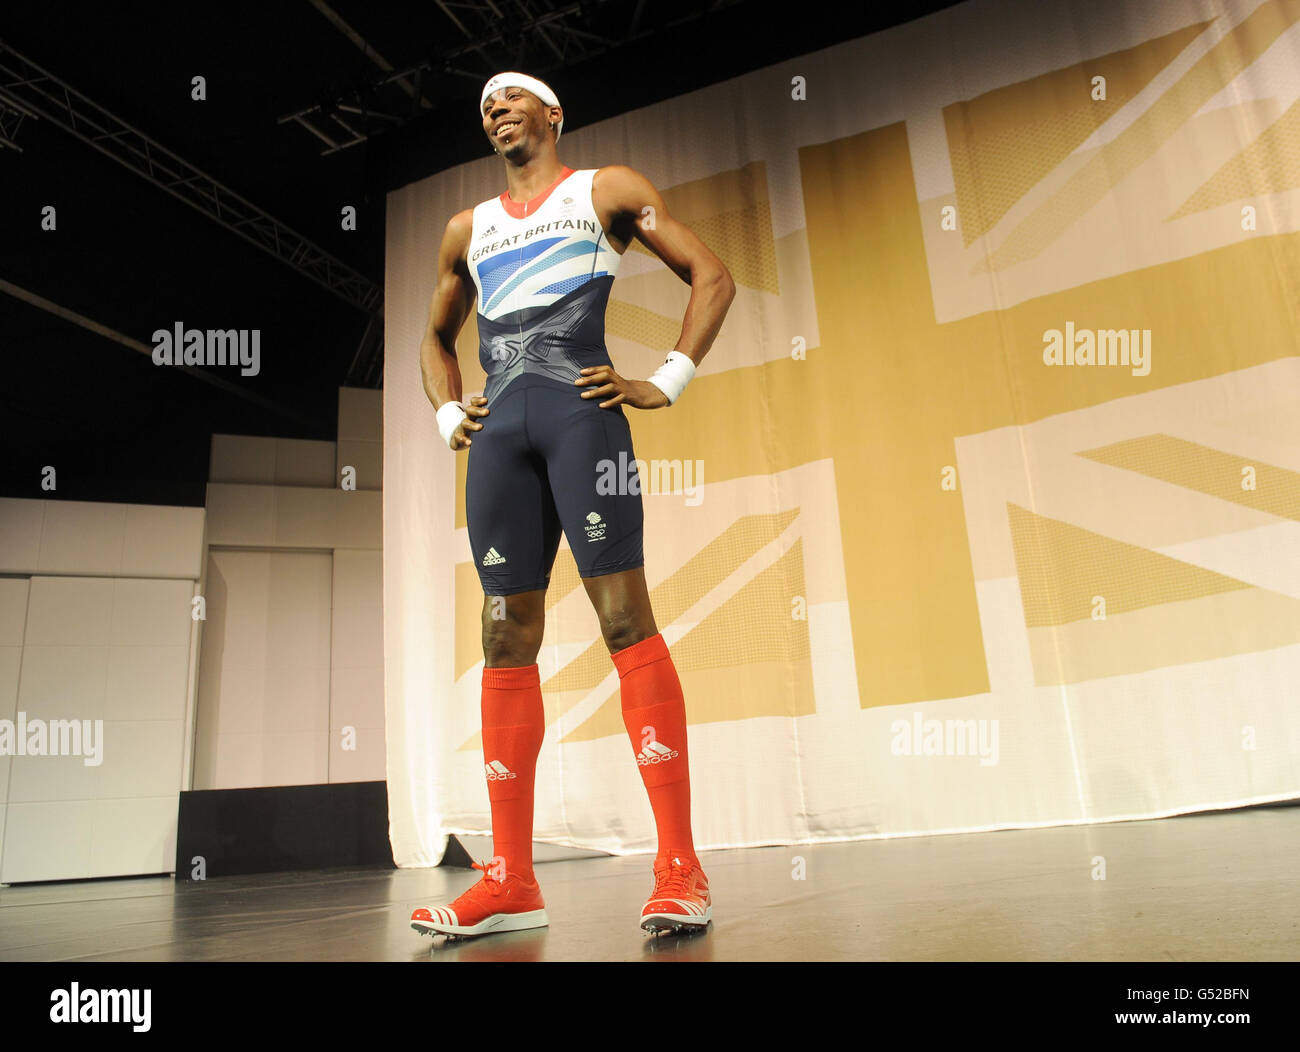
[384,0,1300,866]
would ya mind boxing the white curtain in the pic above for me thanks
[384,0,1300,867]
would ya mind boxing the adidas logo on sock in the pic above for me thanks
[482,547,506,566]
[637,740,679,766]
[485,760,517,780]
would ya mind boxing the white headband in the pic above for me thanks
[480,72,563,142]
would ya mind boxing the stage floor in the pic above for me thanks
[2,805,1297,961]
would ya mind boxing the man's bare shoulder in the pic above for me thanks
[442,208,475,262]
[592,166,659,225]
[593,164,652,193]
[446,208,475,239]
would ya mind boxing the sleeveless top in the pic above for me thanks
[467,166,623,402]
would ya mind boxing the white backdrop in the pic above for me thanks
[384,0,1300,867]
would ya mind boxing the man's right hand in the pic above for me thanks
[452,396,489,450]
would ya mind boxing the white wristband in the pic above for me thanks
[436,401,468,449]
[647,351,696,406]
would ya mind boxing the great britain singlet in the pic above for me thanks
[462,166,645,594]
[467,166,623,402]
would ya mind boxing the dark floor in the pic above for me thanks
[2,807,1297,961]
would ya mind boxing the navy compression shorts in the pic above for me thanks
[465,372,645,596]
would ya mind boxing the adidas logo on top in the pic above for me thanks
[485,760,516,780]
[480,224,497,239]
[482,547,506,566]
[637,740,679,766]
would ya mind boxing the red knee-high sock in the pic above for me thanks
[612,633,698,867]
[481,664,545,882]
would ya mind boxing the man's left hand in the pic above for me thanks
[575,365,669,409]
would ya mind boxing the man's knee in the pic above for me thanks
[482,593,544,666]
[598,604,654,654]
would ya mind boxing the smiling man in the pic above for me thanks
[412,71,734,940]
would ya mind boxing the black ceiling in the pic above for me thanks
[0,0,963,506]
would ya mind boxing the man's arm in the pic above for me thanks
[597,164,735,368]
[420,210,486,448]
[579,165,735,409]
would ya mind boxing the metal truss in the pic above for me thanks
[280,0,741,155]
[345,309,386,389]
[0,40,382,314]
[0,89,35,151]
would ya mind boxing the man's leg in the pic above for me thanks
[465,380,562,887]
[479,588,548,883]
[410,589,550,936]
[583,568,698,867]
[410,386,556,936]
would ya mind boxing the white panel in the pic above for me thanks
[10,646,106,806]
[24,577,114,645]
[1,801,95,882]
[263,662,331,733]
[200,653,330,737]
[97,721,183,798]
[330,665,383,732]
[331,549,383,671]
[15,645,108,720]
[110,578,194,646]
[0,645,22,716]
[274,438,337,487]
[336,440,382,492]
[6,742,101,802]
[206,486,382,550]
[88,797,178,878]
[206,550,271,670]
[267,553,333,660]
[193,551,263,788]
[329,546,383,779]
[38,501,126,575]
[0,499,44,573]
[105,645,189,721]
[332,549,382,619]
[203,484,275,547]
[274,488,381,549]
[331,608,382,672]
[198,663,265,739]
[2,569,193,881]
[121,505,205,578]
[0,647,19,804]
[194,550,333,790]
[190,644,222,792]
[338,386,382,442]
[329,724,386,783]
[210,731,329,788]
[210,434,276,484]
[0,578,30,645]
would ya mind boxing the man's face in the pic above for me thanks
[482,87,559,154]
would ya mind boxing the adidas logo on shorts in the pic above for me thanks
[637,740,679,765]
[482,547,506,566]
[485,760,516,780]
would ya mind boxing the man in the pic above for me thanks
[410,72,734,939]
